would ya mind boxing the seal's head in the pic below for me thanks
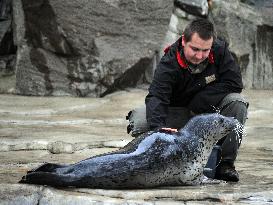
[183,113,239,143]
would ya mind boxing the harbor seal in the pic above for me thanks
[19,113,239,189]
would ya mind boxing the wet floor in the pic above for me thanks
[0,89,272,204]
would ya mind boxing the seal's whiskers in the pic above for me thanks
[211,105,221,114]
[233,122,246,144]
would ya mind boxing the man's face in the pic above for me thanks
[182,33,213,65]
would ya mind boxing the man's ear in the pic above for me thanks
[182,35,185,47]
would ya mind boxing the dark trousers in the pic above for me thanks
[127,93,248,165]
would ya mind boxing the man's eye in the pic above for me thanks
[191,47,210,52]
[192,47,199,52]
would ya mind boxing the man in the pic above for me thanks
[127,18,248,182]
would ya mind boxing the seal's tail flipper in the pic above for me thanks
[27,163,66,174]
[19,163,69,186]
[19,171,71,187]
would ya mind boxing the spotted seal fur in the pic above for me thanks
[19,113,239,188]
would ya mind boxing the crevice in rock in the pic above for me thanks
[36,186,46,205]
[100,57,153,97]
[0,0,16,77]
[173,0,208,17]
[240,0,256,6]
[154,197,222,203]
[0,22,16,55]
[0,0,11,19]
[238,54,250,75]
[30,48,53,95]
[254,25,273,89]
[22,0,77,56]
[195,197,222,202]
[241,0,273,7]
[230,52,250,79]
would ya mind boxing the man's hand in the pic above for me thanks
[160,127,178,132]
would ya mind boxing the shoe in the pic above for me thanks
[215,162,239,182]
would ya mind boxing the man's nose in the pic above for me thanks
[195,51,203,59]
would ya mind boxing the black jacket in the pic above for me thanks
[145,36,243,130]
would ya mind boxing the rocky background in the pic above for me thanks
[0,0,272,97]
[212,0,273,89]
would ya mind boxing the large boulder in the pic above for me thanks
[11,0,172,96]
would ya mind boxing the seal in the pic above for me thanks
[19,113,239,189]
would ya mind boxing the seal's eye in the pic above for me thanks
[212,120,218,125]
[219,118,224,124]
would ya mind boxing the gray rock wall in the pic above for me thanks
[12,0,172,96]
[0,0,272,96]
[211,0,273,89]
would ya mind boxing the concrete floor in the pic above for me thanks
[0,89,272,204]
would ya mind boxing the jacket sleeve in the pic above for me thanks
[145,58,178,130]
[188,42,243,114]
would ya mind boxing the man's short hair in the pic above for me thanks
[183,18,216,42]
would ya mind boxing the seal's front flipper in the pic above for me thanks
[203,145,222,179]
[27,163,66,174]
